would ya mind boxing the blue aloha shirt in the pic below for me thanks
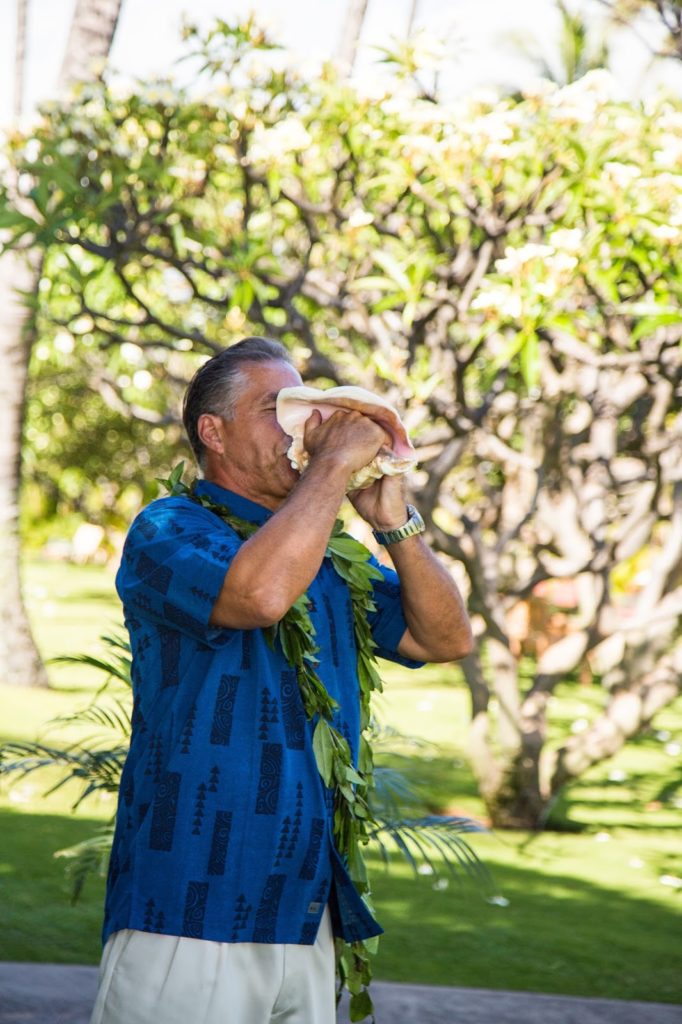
[103,479,422,948]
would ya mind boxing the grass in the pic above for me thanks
[21,557,122,691]
[1,559,681,1002]
[369,831,682,1001]
[0,807,106,964]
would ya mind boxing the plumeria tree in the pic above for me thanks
[1,21,681,827]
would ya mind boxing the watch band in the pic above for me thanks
[372,504,425,546]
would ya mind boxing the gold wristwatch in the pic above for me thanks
[372,504,425,546]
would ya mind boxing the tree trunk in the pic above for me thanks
[0,251,49,686]
[546,640,682,794]
[57,0,124,91]
[0,0,123,686]
[14,0,28,119]
[336,0,370,75]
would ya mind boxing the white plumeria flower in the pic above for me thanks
[648,223,681,242]
[521,79,560,101]
[550,228,583,252]
[604,161,641,186]
[162,267,193,304]
[654,137,682,166]
[250,117,312,163]
[547,72,614,125]
[398,133,442,158]
[471,288,523,319]
[547,251,578,274]
[469,112,515,144]
[167,163,206,183]
[347,208,374,228]
[409,29,449,72]
[535,280,559,298]
[495,244,555,274]
[560,68,616,104]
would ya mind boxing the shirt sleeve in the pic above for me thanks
[115,496,242,648]
[366,555,425,669]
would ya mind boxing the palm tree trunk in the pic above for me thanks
[0,250,50,686]
[0,0,123,687]
[57,0,124,91]
[14,0,28,119]
[336,0,370,75]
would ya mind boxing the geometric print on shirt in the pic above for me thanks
[103,480,423,949]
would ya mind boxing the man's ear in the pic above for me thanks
[197,413,225,456]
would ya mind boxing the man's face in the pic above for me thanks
[202,360,304,509]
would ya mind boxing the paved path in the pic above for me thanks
[0,962,679,1024]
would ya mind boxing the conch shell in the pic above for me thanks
[276,384,417,490]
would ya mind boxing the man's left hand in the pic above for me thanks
[348,472,410,532]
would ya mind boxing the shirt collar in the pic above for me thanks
[193,479,272,526]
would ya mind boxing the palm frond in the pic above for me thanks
[51,633,132,689]
[1,740,127,808]
[370,765,423,819]
[49,698,132,739]
[369,718,434,753]
[368,815,494,893]
[55,823,116,903]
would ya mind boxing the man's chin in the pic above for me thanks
[281,455,300,479]
[274,458,300,496]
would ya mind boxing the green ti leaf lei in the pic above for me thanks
[159,463,383,1021]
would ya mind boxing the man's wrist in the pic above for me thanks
[370,507,411,532]
[372,504,425,546]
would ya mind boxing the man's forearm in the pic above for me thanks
[211,456,350,628]
[385,535,473,662]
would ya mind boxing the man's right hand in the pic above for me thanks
[303,409,391,478]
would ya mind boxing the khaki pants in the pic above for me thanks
[90,908,336,1024]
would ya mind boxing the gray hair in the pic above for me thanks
[182,336,293,466]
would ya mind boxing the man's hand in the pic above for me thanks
[348,472,410,532]
[303,409,390,477]
[304,409,410,529]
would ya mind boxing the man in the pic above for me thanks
[90,336,472,1024]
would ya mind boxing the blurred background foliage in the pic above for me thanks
[1,14,680,829]
[0,5,681,1003]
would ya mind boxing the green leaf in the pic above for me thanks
[520,332,540,389]
[349,989,374,1022]
[339,783,356,804]
[630,312,681,343]
[0,206,38,230]
[347,275,397,293]
[373,250,411,291]
[327,536,373,562]
[157,462,190,497]
[312,720,334,787]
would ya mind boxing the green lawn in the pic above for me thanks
[1,559,681,1003]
